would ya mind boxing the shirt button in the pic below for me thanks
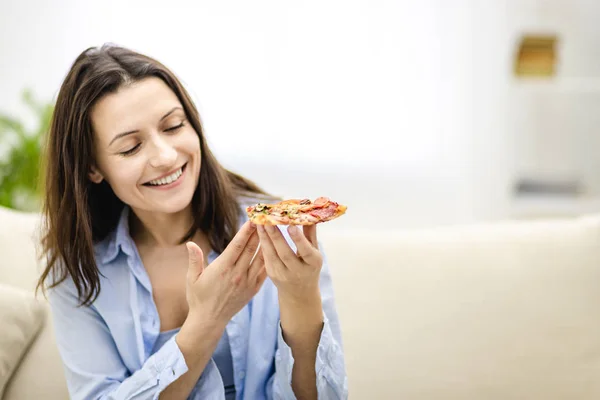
[172,368,176,376]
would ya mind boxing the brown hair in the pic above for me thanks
[37,44,273,306]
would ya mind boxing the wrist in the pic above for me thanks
[278,288,324,351]
[182,311,227,339]
[278,284,321,306]
[176,313,225,365]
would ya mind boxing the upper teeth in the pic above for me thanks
[147,167,183,186]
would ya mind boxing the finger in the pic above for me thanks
[222,221,257,263]
[234,230,261,271]
[264,224,301,268]
[254,265,268,292]
[257,225,286,270]
[288,225,321,265]
[186,242,204,282]
[302,224,318,248]
[249,242,262,267]
[247,244,265,281]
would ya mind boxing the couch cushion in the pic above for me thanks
[3,301,70,400]
[0,283,45,398]
[0,206,43,291]
[320,215,600,399]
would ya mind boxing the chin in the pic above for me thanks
[155,201,192,215]
[154,191,195,215]
[128,187,196,216]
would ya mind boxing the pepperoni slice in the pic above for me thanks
[313,197,330,207]
[309,203,337,220]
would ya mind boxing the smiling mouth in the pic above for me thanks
[143,163,187,186]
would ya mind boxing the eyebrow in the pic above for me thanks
[108,106,183,146]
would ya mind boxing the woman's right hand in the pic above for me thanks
[165,222,265,398]
[183,221,266,330]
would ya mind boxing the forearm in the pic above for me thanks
[279,289,324,400]
[160,316,225,400]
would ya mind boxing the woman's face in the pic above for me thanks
[89,77,201,215]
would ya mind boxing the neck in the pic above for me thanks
[129,205,195,248]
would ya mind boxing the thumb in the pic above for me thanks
[186,242,204,282]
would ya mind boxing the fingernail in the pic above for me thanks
[257,224,265,233]
[249,222,256,230]
[288,225,298,235]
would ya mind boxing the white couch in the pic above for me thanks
[3,205,600,399]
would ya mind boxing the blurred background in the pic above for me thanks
[1,0,600,233]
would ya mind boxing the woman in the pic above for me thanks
[38,44,347,400]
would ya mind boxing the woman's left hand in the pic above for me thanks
[256,223,323,300]
[258,223,324,398]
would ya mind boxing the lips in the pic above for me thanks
[143,163,187,186]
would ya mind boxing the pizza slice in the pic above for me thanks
[246,197,347,225]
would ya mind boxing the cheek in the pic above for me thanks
[104,160,145,190]
[184,130,201,154]
[189,134,202,171]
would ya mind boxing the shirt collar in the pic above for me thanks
[100,206,134,264]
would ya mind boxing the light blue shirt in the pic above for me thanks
[48,205,348,399]
[152,328,236,399]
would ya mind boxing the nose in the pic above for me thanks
[148,135,177,169]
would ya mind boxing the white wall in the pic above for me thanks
[3,0,598,230]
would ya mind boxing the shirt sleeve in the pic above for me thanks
[48,279,189,400]
[270,242,349,400]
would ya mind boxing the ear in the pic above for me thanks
[88,165,104,184]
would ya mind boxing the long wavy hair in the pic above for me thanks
[37,44,273,306]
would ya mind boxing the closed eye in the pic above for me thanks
[118,121,184,156]
[119,143,141,157]
[165,122,185,132]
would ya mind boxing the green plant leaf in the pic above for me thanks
[22,88,42,115]
[0,88,54,211]
[0,114,26,141]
